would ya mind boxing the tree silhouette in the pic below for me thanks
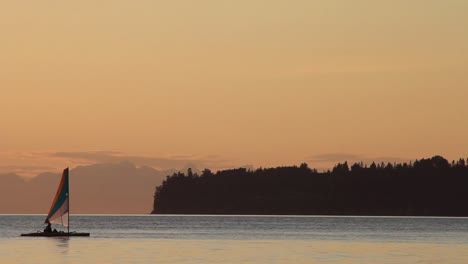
[152,156,468,216]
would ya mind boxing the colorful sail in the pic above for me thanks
[45,168,69,227]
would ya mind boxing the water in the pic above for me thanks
[1,215,467,263]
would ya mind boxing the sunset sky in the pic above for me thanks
[1,1,467,177]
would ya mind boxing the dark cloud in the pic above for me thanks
[50,151,226,170]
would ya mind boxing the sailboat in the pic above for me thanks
[21,168,90,237]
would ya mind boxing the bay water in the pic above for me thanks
[1,215,467,263]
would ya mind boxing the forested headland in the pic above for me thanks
[152,156,468,216]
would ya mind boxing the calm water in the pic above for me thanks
[1,215,467,263]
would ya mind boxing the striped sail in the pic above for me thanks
[45,168,69,227]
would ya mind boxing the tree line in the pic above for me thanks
[152,156,468,216]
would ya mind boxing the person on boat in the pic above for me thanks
[44,220,52,233]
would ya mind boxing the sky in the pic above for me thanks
[1,0,468,177]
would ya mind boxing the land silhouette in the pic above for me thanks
[152,156,468,216]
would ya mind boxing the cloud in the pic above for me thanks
[50,151,124,163]
[0,165,55,173]
[309,153,361,162]
[0,152,72,177]
[49,151,227,170]
[0,150,230,177]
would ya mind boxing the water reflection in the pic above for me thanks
[52,237,69,254]
[1,215,468,264]
[1,237,468,264]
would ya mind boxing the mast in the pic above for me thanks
[67,167,70,234]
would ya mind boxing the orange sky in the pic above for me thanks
[1,1,467,176]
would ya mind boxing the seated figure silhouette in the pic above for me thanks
[44,220,52,233]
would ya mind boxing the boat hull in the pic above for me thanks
[21,232,90,237]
